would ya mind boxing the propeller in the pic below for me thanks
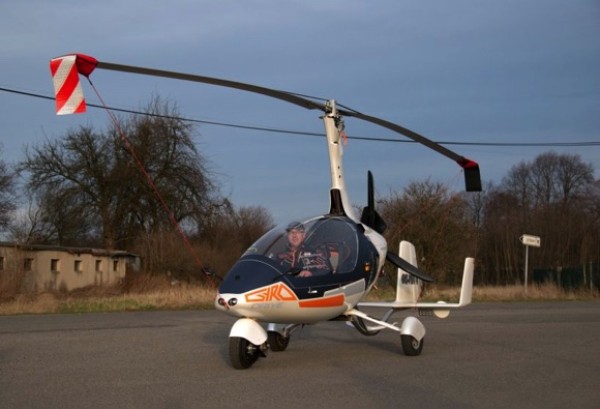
[385,250,434,283]
[65,54,482,192]
[360,171,387,234]
[358,170,433,282]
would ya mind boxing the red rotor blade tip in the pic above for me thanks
[73,54,98,77]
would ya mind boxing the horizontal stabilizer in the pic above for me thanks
[359,257,474,311]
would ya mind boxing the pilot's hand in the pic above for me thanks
[298,270,313,277]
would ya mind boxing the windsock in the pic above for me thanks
[49,54,97,115]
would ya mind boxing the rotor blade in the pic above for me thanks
[340,110,482,192]
[386,251,434,283]
[90,58,481,191]
[96,61,325,112]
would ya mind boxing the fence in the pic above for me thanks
[533,262,600,290]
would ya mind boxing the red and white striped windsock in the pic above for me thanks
[49,54,97,115]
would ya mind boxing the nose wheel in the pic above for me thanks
[229,337,261,369]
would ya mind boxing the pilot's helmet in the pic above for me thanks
[286,221,305,232]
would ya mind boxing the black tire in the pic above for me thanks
[267,331,290,352]
[229,337,260,369]
[401,334,424,356]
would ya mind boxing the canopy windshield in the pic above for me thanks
[243,216,360,275]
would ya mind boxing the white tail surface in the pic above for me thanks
[395,241,423,303]
[457,257,474,306]
[358,250,474,313]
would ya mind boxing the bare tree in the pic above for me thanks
[0,147,17,230]
[132,203,274,278]
[19,97,219,250]
[479,189,523,283]
[196,203,274,274]
[380,179,477,284]
[5,186,96,245]
[111,98,218,245]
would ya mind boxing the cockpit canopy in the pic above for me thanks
[243,216,359,275]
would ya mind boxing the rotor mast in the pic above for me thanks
[323,100,358,222]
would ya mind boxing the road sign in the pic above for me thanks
[520,234,541,247]
[520,234,541,292]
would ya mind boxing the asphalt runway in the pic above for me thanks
[1,302,598,409]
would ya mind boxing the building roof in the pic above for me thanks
[0,241,138,258]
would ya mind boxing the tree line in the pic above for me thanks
[1,98,598,286]
[380,152,599,285]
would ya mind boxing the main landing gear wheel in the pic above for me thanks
[401,334,424,356]
[267,331,290,352]
[229,337,260,369]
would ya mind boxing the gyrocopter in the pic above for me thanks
[50,54,480,369]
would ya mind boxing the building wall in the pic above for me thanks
[0,244,137,292]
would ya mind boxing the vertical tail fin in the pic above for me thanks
[395,241,423,303]
[457,257,474,306]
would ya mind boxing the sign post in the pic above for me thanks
[519,234,541,292]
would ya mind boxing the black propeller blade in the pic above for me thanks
[84,56,482,192]
[386,251,434,283]
[359,170,433,282]
[360,171,387,234]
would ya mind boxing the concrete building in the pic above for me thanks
[0,242,139,292]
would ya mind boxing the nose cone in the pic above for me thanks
[218,255,282,295]
[215,255,284,317]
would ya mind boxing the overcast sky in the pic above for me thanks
[1,0,599,225]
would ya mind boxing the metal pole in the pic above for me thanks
[524,245,529,293]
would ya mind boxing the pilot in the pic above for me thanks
[278,222,331,277]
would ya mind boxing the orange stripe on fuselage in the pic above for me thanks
[299,294,345,308]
